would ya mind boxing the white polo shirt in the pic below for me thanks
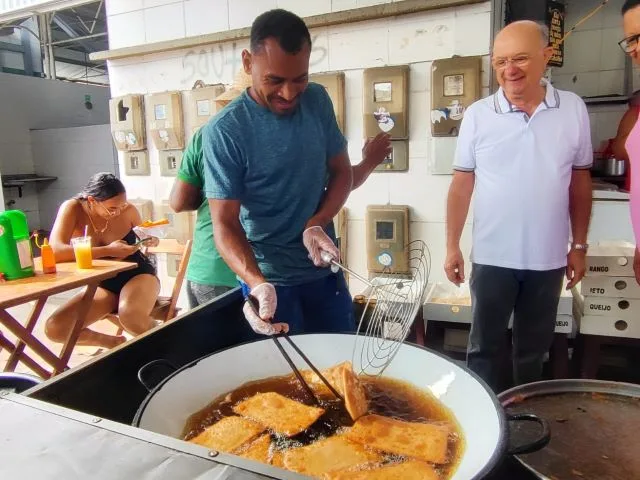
[454,82,592,271]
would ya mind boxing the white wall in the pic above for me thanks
[0,72,111,228]
[105,0,492,293]
[31,125,118,230]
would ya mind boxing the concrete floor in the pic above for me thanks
[0,287,132,377]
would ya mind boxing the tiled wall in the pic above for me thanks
[550,0,630,148]
[105,0,492,294]
[31,125,118,231]
[0,72,111,229]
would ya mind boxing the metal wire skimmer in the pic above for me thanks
[322,240,431,377]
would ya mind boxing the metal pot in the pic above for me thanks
[499,379,640,480]
[605,157,626,176]
[133,333,549,480]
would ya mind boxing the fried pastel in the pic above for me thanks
[283,436,382,477]
[324,460,440,480]
[345,414,450,464]
[188,416,264,452]
[234,434,272,464]
[233,392,325,436]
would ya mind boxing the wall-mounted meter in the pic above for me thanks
[431,56,482,137]
[109,94,145,151]
[159,150,183,177]
[363,65,409,139]
[333,208,348,278]
[311,72,346,133]
[155,201,194,243]
[183,84,225,136]
[146,92,185,151]
[167,253,181,278]
[366,205,410,274]
[129,198,154,222]
[123,151,150,176]
[374,140,408,172]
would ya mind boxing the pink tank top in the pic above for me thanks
[625,115,640,246]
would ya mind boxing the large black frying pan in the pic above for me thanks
[499,379,640,480]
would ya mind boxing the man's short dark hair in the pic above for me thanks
[250,9,312,54]
[623,0,640,14]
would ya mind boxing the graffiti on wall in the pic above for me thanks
[180,34,328,85]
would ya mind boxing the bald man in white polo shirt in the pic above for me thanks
[445,21,593,392]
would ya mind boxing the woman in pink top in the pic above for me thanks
[621,0,640,284]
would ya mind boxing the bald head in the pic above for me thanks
[495,21,549,52]
[492,20,553,102]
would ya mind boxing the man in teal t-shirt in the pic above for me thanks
[170,128,237,307]
[203,9,391,337]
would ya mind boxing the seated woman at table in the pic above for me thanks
[45,172,160,349]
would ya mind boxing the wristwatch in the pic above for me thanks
[571,243,589,252]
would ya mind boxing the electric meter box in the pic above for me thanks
[154,201,194,244]
[159,150,183,177]
[183,84,225,135]
[167,253,181,278]
[431,56,482,137]
[311,72,346,133]
[129,198,153,222]
[363,65,409,139]
[109,94,146,151]
[123,151,150,176]
[365,205,410,274]
[374,140,408,172]
[146,92,185,151]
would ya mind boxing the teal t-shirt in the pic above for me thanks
[177,129,237,287]
[202,83,346,286]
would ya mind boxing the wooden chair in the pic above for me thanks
[115,239,192,335]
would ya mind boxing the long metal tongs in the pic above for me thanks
[245,295,344,406]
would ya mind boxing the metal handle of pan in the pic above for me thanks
[506,413,551,455]
[137,359,179,393]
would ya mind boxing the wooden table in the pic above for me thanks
[0,259,136,378]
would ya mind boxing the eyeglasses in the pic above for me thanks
[492,55,531,70]
[97,201,128,217]
[619,34,640,54]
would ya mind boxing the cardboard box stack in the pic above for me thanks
[580,243,640,339]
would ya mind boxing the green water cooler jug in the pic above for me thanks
[0,210,35,280]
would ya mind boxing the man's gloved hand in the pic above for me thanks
[303,226,339,266]
[242,283,288,335]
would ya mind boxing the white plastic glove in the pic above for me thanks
[242,283,289,335]
[303,226,340,267]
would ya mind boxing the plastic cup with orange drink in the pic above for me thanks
[71,236,93,269]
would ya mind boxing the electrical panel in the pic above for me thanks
[431,56,482,137]
[430,137,458,175]
[159,150,183,177]
[155,201,194,244]
[311,72,346,133]
[129,198,154,222]
[363,65,409,139]
[167,253,181,278]
[183,84,225,135]
[109,94,145,151]
[333,208,348,279]
[146,92,185,151]
[374,140,408,172]
[365,205,410,274]
[123,151,150,176]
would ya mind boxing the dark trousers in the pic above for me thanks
[467,263,564,392]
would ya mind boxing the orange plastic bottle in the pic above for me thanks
[40,237,57,274]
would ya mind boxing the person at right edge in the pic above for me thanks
[444,21,593,392]
[620,0,640,285]
[203,10,385,336]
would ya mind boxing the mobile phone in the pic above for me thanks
[134,237,153,247]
